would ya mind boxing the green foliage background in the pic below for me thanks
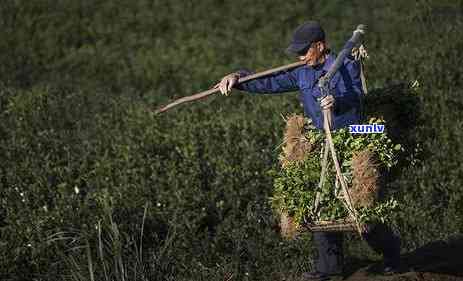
[0,0,462,280]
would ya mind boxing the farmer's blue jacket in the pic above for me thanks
[235,52,364,130]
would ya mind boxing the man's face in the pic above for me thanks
[298,41,326,66]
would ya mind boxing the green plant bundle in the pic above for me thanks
[270,117,403,226]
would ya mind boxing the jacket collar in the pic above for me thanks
[322,53,336,72]
[310,52,338,88]
[310,52,334,82]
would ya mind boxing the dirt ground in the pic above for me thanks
[343,235,463,281]
[285,235,463,281]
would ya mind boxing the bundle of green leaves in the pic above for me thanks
[270,117,403,227]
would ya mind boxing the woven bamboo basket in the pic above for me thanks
[303,219,356,232]
[278,213,356,239]
[277,114,381,237]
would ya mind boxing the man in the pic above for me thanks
[215,21,401,280]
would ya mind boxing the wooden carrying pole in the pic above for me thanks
[155,61,306,114]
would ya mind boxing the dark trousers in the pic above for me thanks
[313,223,401,274]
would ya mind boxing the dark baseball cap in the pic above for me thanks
[285,21,325,56]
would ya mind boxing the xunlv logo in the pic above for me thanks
[349,124,385,134]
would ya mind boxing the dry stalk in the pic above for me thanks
[350,149,381,208]
[278,210,299,240]
[279,114,315,168]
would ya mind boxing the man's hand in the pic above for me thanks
[214,72,240,96]
[320,94,335,110]
[352,44,369,61]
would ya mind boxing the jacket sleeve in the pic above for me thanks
[344,56,364,97]
[233,68,299,94]
[333,57,364,115]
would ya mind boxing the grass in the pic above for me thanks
[1,1,463,280]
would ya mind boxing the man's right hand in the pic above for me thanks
[213,72,240,96]
[320,94,335,110]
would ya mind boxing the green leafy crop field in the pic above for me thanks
[0,1,462,280]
